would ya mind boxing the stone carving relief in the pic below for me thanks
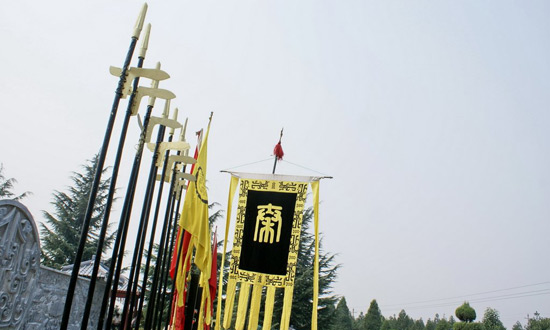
[0,200,40,329]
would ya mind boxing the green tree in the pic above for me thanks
[482,308,506,330]
[397,310,415,330]
[273,207,340,330]
[0,163,30,200]
[384,310,425,330]
[40,155,114,269]
[331,297,353,330]
[414,319,426,330]
[364,299,383,330]
[512,322,523,330]
[525,312,550,330]
[436,318,454,330]
[426,318,436,330]
[354,312,366,330]
[456,302,477,322]
[454,303,482,330]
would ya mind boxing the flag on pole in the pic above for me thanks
[169,135,200,330]
[174,117,213,327]
[179,124,211,276]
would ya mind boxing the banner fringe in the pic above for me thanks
[235,282,251,330]
[222,279,237,329]
[247,282,263,330]
[280,286,294,330]
[262,286,276,330]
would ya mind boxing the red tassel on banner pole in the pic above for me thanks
[272,128,284,174]
[273,142,284,161]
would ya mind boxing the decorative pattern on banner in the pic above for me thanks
[229,179,308,288]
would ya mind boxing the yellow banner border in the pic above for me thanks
[228,178,308,288]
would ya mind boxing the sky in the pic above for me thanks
[1,1,549,328]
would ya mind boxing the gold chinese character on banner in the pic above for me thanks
[254,203,283,244]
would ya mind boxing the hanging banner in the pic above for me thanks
[216,172,326,330]
[229,178,308,288]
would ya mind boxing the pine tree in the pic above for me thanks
[482,308,506,330]
[40,155,114,269]
[273,207,340,330]
[0,163,30,200]
[364,299,383,330]
[331,297,354,330]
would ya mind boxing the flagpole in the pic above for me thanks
[152,182,178,330]
[79,22,151,330]
[60,4,147,330]
[154,120,190,330]
[150,118,188,330]
[164,184,187,328]
[98,61,163,330]
[119,100,172,329]
[138,110,177,330]
[164,128,204,329]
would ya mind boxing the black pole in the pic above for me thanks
[141,130,174,330]
[60,5,147,330]
[153,190,178,330]
[164,182,186,327]
[107,96,169,325]
[151,172,176,329]
[98,103,151,330]
[152,146,185,330]
[122,121,170,329]
[80,23,151,330]
[98,69,161,329]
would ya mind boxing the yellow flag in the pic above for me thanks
[179,123,211,275]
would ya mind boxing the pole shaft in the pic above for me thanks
[122,127,169,328]
[60,36,138,330]
[164,184,185,326]
[152,154,182,330]
[80,54,145,330]
[97,103,154,330]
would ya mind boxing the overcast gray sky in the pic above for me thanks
[1,1,549,328]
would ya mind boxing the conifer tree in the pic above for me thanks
[331,297,354,330]
[364,299,383,330]
[273,207,339,330]
[482,308,506,330]
[40,155,114,269]
[0,163,30,200]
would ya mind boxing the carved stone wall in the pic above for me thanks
[24,267,105,330]
[0,200,105,330]
[0,200,40,329]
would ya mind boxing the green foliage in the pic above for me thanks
[456,302,477,322]
[273,207,340,330]
[513,322,523,330]
[482,308,506,330]
[0,163,30,200]
[383,310,414,330]
[455,322,483,330]
[525,312,550,330]
[354,312,366,330]
[426,318,437,330]
[382,310,429,330]
[331,297,353,330]
[364,299,383,330]
[40,155,114,269]
[436,318,454,330]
